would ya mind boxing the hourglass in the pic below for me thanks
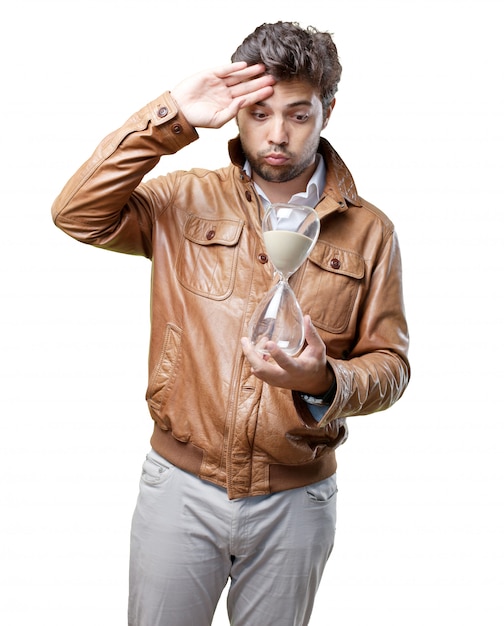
[248,203,320,356]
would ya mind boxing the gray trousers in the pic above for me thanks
[128,449,337,626]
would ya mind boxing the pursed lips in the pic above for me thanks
[263,153,289,165]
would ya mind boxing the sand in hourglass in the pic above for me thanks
[249,204,319,355]
[263,230,313,276]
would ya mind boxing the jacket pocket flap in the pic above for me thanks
[310,242,365,279]
[184,215,244,246]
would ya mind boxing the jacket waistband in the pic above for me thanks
[150,423,337,499]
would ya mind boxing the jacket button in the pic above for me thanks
[157,106,168,118]
[330,258,341,270]
[171,123,183,134]
[258,253,268,264]
[245,190,252,201]
[206,230,216,240]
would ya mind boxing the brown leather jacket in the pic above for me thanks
[52,92,410,499]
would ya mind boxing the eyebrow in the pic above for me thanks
[254,99,314,109]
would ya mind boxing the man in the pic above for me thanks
[52,21,410,626]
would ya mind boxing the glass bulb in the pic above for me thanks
[248,203,320,356]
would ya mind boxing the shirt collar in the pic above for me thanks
[243,154,326,209]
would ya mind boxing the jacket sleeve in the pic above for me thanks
[316,227,410,427]
[51,92,198,258]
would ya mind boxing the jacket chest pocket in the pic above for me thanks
[176,214,244,300]
[298,241,365,334]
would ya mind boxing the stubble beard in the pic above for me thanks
[244,146,318,184]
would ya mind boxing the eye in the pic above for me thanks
[251,109,268,120]
[292,112,310,122]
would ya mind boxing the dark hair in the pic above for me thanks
[231,22,342,113]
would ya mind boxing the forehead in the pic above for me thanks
[257,79,322,109]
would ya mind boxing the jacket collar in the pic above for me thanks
[228,136,362,213]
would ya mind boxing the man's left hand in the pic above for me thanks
[241,315,334,394]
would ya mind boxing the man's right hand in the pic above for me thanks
[171,62,275,129]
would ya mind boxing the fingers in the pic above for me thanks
[263,341,295,370]
[241,314,330,393]
[224,87,274,121]
[215,62,268,82]
[216,62,275,103]
[240,337,273,375]
[173,62,275,129]
[303,315,324,349]
[230,75,275,100]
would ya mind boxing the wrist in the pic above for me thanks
[299,375,336,407]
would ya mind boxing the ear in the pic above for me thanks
[322,98,336,129]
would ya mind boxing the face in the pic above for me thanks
[236,79,333,188]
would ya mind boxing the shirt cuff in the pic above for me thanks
[306,403,329,422]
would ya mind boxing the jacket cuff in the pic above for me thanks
[146,91,199,147]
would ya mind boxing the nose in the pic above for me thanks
[267,116,288,146]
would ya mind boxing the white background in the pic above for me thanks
[1,0,503,624]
